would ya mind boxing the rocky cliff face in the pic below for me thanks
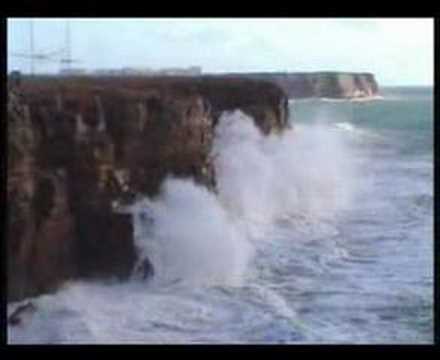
[7,89,76,300]
[7,76,289,302]
[217,72,379,99]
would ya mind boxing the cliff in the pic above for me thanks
[7,76,289,302]
[214,72,379,99]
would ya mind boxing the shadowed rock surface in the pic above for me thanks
[7,76,289,302]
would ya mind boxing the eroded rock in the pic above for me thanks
[7,76,289,302]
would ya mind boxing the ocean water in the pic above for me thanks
[8,87,433,344]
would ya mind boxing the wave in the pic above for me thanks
[333,122,387,143]
[289,95,385,104]
[131,178,253,288]
[8,109,360,344]
[127,110,358,288]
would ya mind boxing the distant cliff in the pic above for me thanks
[7,76,289,302]
[212,72,379,99]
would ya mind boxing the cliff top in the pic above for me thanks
[208,71,377,77]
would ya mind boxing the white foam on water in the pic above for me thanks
[334,122,387,143]
[128,110,357,288]
[8,109,360,344]
[131,178,254,288]
[335,122,355,132]
[213,110,356,225]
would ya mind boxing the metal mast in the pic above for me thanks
[29,20,34,75]
[60,20,80,72]
[65,20,71,71]
[12,20,77,74]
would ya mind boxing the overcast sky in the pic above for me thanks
[7,18,434,86]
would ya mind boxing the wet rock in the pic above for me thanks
[134,257,155,281]
[8,302,37,326]
[7,76,289,302]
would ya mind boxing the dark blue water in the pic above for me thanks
[285,87,433,342]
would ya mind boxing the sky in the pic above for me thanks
[7,18,434,86]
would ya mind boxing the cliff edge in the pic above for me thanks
[7,76,289,302]
[216,72,379,99]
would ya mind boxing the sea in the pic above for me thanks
[8,86,434,344]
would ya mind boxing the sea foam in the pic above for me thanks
[132,110,356,286]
